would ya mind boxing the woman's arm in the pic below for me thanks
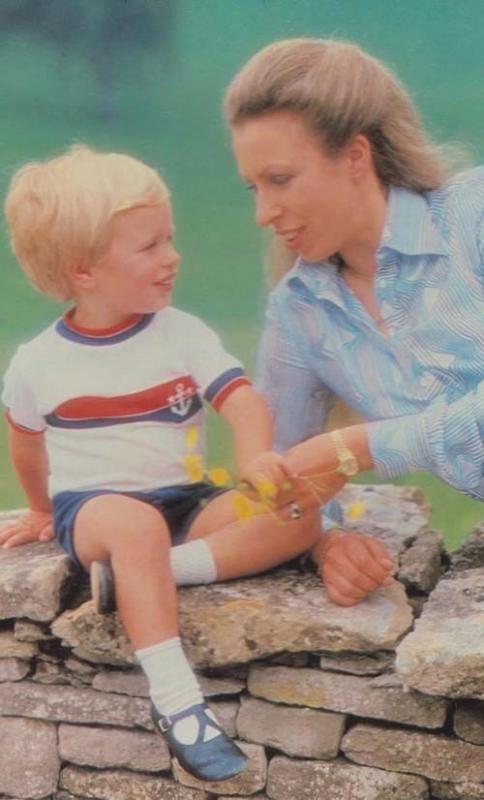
[369,382,484,499]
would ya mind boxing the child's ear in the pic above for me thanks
[70,262,97,290]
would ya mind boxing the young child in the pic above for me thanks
[1,145,322,781]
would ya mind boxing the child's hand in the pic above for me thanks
[0,510,54,549]
[239,451,296,508]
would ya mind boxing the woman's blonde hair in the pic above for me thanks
[224,38,461,194]
[4,144,169,301]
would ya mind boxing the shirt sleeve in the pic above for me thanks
[255,291,335,452]
[369,382,484,499]
[2,346,46,434]
[183,315,251,411]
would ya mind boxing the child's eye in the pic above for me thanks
[245,183,256,193]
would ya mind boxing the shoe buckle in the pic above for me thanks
[158,714,172,733]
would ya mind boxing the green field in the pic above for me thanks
[1,1,482,550]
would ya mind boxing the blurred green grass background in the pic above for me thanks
[0,0,482,550]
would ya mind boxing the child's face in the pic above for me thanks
[89,201,180,320]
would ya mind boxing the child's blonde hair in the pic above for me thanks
[4,144,169,301]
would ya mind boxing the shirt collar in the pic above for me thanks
[286,185,448,300]
[379,185,448,257]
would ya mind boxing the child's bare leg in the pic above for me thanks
[74,493,247,780]
[73,494,177,648]
[184,489,321,580]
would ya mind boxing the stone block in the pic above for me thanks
[342,722,484,782]
[266,755,428,800]
[0,526,74,622]
[59,722,170,771]
[454,700,484,744]
[0,629,37,659]
[92,666,245,698]
[61,766,207,799]
[248,664,448,728]
[318,649,394,675]
[14,618,54,642]
[0,657,30,681]
[0,681,151,728]
[52,571,413,669]
[173,741,266,795]
[236,695,345,759]
[210,699,239,738]
[398,528,445,593]
[338,483,431,556]
[431,780,484,799]
[451,522,484,572]
[0,716,59,798]
[396,568,484,698]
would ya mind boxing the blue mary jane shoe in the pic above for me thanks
[151,700,248,782]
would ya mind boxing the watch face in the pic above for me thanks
[338,455,359,476]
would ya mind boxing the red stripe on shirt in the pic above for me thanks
[54,376,199,421]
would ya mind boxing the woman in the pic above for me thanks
[224,38,483,605]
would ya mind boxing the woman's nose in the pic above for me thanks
[255,193,281,227]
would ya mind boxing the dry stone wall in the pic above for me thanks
[0,485,482,800]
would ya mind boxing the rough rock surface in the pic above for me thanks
[248,664,448,728]
[0,512,75,622]
[58,722,170,771]
[342,723,484,782]
[236,696,346,759]
[431,781,484,799]
[60,766,206,799]
[0,681,151,728]
[266,755,429,800]
[398,528,445,593]
[451,522,484,572]
[52,572,413,668]
[453,700,484,744]
[0,716,60,798]
[396,568,484,698]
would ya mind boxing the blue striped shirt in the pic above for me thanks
[256,168,484,501]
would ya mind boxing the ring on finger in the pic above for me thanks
[288,501,303,520]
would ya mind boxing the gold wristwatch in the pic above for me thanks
[330,429,359,477]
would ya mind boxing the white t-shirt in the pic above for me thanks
[2,308,249,496]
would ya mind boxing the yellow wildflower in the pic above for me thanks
[183,454,205,482]
[253,476,277,504]
[208,467,231,487]
[185,426,199,450]
[347,501,366,520]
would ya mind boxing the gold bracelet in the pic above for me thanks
[330,429,359,477]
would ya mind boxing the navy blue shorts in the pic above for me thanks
[53,482,228,570]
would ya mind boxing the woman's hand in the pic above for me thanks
[0,510,54,549]
[312,528,396,606]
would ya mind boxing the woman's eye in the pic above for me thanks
[270,174,291,185]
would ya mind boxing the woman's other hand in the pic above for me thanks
[312,528,395,606]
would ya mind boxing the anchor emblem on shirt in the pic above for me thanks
[168,383,193,416]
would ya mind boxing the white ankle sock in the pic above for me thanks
[169,539,217,585]
[135,637,203,717]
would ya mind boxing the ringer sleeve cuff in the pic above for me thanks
[4,409,45,436]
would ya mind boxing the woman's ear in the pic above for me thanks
[346,134,373,180]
